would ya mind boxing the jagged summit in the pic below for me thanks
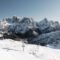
[20,17,33,24]
[3,16,20,24]
[38,18,50,31]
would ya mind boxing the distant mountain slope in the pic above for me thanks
[28,31,60,46]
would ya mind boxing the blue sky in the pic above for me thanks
[0,0,60,21]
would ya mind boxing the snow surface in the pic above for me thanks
[0,39,60,60]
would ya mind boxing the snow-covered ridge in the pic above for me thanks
[0,17,60,34]
[0,16,37,34]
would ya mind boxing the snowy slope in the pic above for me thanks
[0,39,60,60]
[29,31,60,48]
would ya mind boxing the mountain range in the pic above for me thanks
[0,16,60,48]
